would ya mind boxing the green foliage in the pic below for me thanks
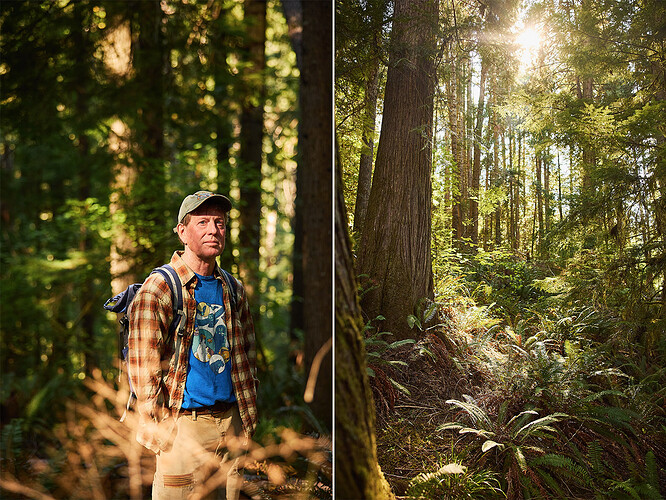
[1,1,306,495]
[406,462,505,499]
[438,400,593,497]
[364,315,415,397]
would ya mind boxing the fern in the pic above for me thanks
[644,451,660,494]
[530,454,593,488]
[587,440,605,474]
[406,462,505,499]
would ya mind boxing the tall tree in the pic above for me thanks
[238,0,266,310]
[351,0,388,240]
[301,0,332,428]
[335,149,395,500]
[358,0,439,340]
[471,60,488,246]
[105,11,136,295]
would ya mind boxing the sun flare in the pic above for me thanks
[513,25,542,70]
[517,27,541,51]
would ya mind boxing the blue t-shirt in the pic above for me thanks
[182,272,236,408]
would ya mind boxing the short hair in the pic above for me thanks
[181,207,229,227]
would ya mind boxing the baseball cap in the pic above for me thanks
[174,191,232,231]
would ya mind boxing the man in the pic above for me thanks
[128,190,258,499]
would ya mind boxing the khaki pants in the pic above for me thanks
[152,405,244,500]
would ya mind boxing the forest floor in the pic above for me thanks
[372,325,666,499]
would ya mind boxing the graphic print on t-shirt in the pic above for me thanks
[192,301,230,374]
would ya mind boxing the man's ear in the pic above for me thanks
[176,223,187,245]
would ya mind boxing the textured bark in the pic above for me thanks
[335,147,395,500]
[301,0,332,428]
[358,0,438,340]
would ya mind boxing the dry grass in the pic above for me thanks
[0,371,331,500]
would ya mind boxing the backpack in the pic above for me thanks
[103,264,238,420]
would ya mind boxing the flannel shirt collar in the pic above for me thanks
[171,251,227,287]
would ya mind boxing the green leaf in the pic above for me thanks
[482,440,504,453]
[387,338,416,349]
[389,378,411,396]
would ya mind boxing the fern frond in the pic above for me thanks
[446,399,492,429]
[587,441,604,474]
[530,454,593,487]
[515,413,567,440]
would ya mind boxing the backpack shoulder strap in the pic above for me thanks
[151,264,185,335]
[220,269,238,311]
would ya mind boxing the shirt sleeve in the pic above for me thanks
[237,283,258,386]
[127,274,171,420]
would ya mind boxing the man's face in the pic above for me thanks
[178,204,227,262]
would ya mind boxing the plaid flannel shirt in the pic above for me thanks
[127,251,258,453]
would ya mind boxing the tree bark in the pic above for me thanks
[358,0,438,340]
[301,0,332,428]
[335,145,395,500]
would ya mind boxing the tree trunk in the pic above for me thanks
[471,60,487,247]
[544,149,551,232]
[358,0,438,340]
[301,0,332,429]
[536,154,544,255]
[238,0,266,312]
[132,0,168,262]
[353,48,381,238]
[448,49,463,244]
[105,15,137,296]
[335,145,395,500]
[491,74,501,247]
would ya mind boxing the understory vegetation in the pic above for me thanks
[370,249,666,499]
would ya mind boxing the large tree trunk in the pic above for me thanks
[335,146,395,500]
[358,0,438,340]
[536,154,544,254]
[238,0,266,312]
[132,0,168,263]
[301,0,332,429]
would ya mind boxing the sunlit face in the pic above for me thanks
[177,204,227,263]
